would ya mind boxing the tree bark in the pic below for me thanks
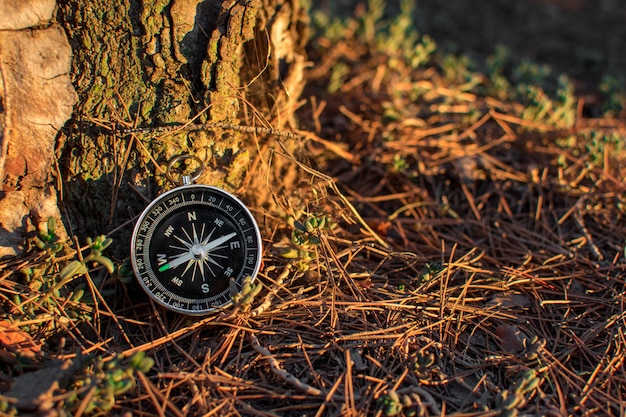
[55,0,308,240]
[0,0,77,258]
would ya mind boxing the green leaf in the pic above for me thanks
[278,247,300,259]
[60,261,88,281]
[71,289,85,302]
[47,217,57,237]
[129,351,154,373]
[91,255,115,274]
[294,220,306,233]
[291,230,307,246]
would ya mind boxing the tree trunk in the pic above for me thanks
[0,0,77,258]
[55,0,308,244]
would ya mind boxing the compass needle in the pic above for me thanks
[202,232,237,252]
[131,155,262,315]
[158,251,192,272]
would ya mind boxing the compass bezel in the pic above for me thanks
[130,184,263,315]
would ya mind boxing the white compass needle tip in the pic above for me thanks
[158,232,237,272]
[201,232,237,252]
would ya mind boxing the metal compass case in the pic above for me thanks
[130,155,263,315]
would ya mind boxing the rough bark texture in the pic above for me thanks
[53,0,308,247]
[0,0,77,258]
[0,0,307,257]
[0,0,57,30]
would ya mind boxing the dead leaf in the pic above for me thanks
[374,220,392,237]
[495,324,525,353]
[0,320,41,359]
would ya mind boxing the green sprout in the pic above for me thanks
[522,336,546,361]
[328,62,349,94]
[413,350,436,380]
[279,214,334,271]
[391,154,409,174]
[286,214,332,248]
[486,45,513,100]
[8,224,116,339]
[59,235,115,284]
[379,389,430,417]
[65,352,154,415]
[379,390,403,417]
[495,369,542,416]
[0,396,17,416]
[372,0,436,70]
[599,75,625,117]
[441,54,481,91]
[35,217,63,254]
[420,262,444,283]
[230,275,262,312]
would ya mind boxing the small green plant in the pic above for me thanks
[315,0,436,74]
[290,214,333,247]
[310,10,355,44]
[0,396,17,416]
[517,74,576,128]
[599,75,625,117]
[486,45,513,100]
[584,131,623,164]
[63,352,154,415]
[419,262,444,283]
[328,62,349,93]
[35,217,63,254]
[379,390,404,417]
[391,154,409,174]
[495,369,542,417]
[512,59,551,88]
[7,221,116,344]
[279,214,334,271]
[379,389,431,417]
[60,235,115,285]
[372,0,436,70]
[413,350,436,380]
[440,54,482,91]
[521,336,546,361]
[230,275,262,312]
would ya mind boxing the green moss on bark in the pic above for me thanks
[54,0,307,243]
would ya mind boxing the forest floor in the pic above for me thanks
[1,1,625,416]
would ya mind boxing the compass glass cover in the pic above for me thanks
[131,185,262,314]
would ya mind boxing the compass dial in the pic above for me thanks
[131,185,262,315]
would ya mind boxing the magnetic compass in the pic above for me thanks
[130,155,263,315]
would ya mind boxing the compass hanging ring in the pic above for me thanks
[165,154,204,186]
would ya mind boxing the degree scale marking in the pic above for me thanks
[131,184,263,314]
